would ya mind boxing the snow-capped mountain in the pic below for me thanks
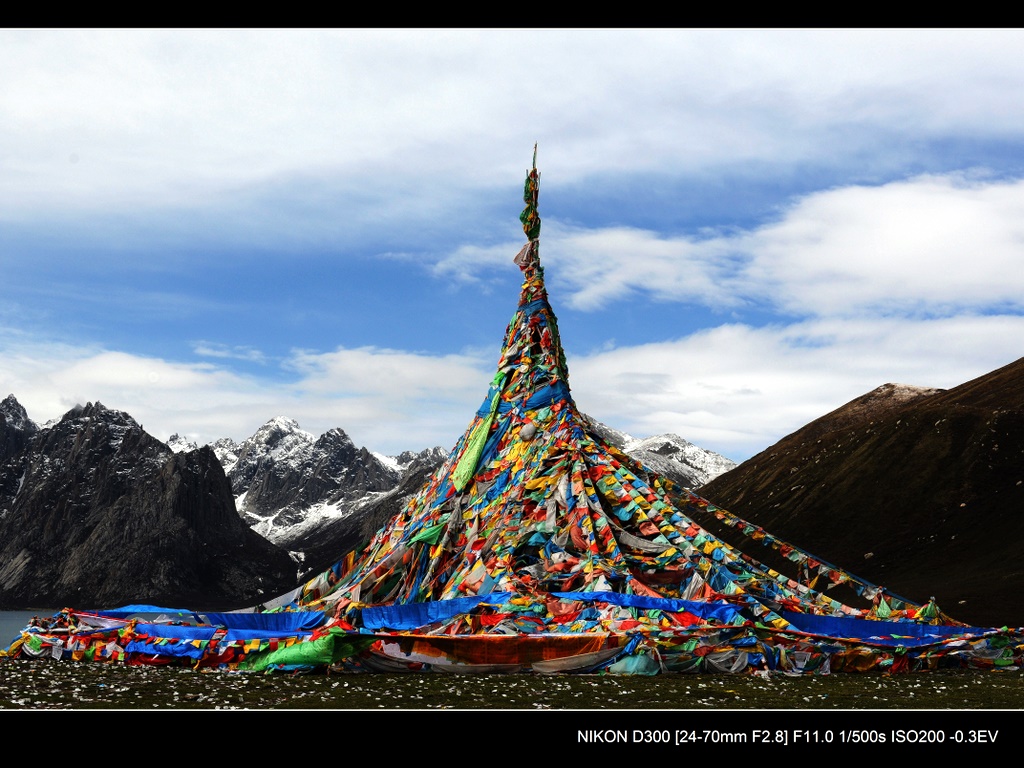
[288,446,451,580]
[217,417,406,549]
[208,437,241,474]
[622,434,737,489]
[390,446,450,469]
[166,433,199,454]
[0,393,38,462]
[583,414,736,488]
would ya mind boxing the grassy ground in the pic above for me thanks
[3,657,1024,710]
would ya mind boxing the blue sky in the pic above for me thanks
[4,28,1024,462]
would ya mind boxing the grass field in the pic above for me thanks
[4,657,1024,710]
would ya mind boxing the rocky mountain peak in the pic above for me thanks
[208,437,240,474]
[631,433,694,456]
[251,416,311,448]
[393,446,448,472]
[291,444,451,580]
[625,433,736,489]
[0,394,37,462]
[167,433,200,453]
[1,394,34,431]
[223,418,401,547]
[316,427,355,450]
[60,401,141,432]
[230,418,315,490]
[392,449,420,466]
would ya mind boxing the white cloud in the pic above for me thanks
[741,173,1024,317]
[0,344,272,437]
[568,314,1024,462]
[465,173,1024,321]
[0,335,494,456]
[431,241,521,284]
[543,224,739,312]
[280,345,493,450]
[5,29,1024,219]
[5,29,1024,469]
[2,309,1021,466]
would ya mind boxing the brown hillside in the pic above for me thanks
[698,356,1024,628]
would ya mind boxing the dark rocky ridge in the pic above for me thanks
[0,394,38,463]
[699,357,1024,628]
[0,400,296,609]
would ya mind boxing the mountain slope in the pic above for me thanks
[0,400,296,609]
[699,358,1024,628]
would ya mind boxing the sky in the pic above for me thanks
[4,28,1024,463]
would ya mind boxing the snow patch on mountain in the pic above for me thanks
[167,433,199,453]
[372,451,401,474]
[623,433,737,488]
[209,437,240,474]
[583,414,735,488]
[211,417,405,548]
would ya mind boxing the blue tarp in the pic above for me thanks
[126,623,219,660]
[223,628,314,642]
[124,639,207,659]
[554,591,744,624]
[362,592,745,630]
[779,610,999,645]
[203,612,326,632]
[362,593,515,631]
[476,381,573,417]
[134,623,218,641]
